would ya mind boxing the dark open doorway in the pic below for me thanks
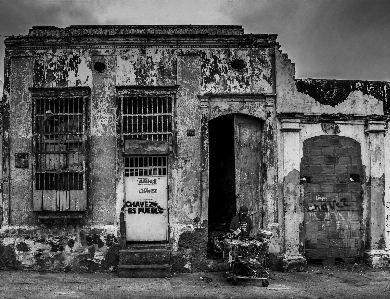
[208,115,236,232]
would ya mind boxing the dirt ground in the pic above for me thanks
[0,263,389,299]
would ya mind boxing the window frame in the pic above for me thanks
[116,86,178,143]
[30,87,90,212]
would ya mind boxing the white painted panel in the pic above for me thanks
[125,176,168,241]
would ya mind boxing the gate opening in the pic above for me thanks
[208,115,236,232]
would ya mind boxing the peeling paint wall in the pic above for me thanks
[2,25,389,272]
[0,225,120,272]
[276,48,389,268]
[2,25,279,272]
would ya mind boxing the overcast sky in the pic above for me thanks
[0,0,389,85]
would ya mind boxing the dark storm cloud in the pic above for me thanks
[0,0,102,35]
[0,0,103,82]
[221,0,390,81]
[0,0,389,82]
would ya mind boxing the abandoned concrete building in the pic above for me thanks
[1,25,390,275]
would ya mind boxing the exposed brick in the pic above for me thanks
[340,138,356,147]
[328,138,341,147]
[304,193,313,202]
[300,156,312,165]
[348,165,360,174]
[329,239,344,247]
[306,184,321,193]
[347,148,360,156]
[300,165,310,175]
[348,183,362,192]
[307,165,323,174]
[350,155,361,165]
[325,174,337,182]
[350,192,363,203]
[321,183,334,192]
[337,174,349,183]
[348,221,362,230]
[321,165,335,174]
[309,148,323,156]
[316,238,330,249]
[324,155,337,165]
[311,173,325,183]
[321,147,334,155]
[314,138,331,147]
[335,184,348,192]
[335,148,349,155]
[311,156,324,164]
[338,156,351,165]
[335,165,348,174]
[325,193,338,201]
[343,202,361,211]
[312,193,327,201]
[339,211,360,221]
[338,193,351,202]
[305,240,317,249]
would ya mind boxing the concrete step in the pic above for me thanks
[119,248,171,265]
[125,243,171,250]
[117,264,172,278]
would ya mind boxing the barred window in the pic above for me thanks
[116,86,177,142]
[122,96,173,141]
[30,87,89,211]
[125,156,167,177]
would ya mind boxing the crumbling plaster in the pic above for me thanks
[276,48,389,269]
[2,28,278,272]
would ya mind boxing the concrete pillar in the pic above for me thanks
[364,120,389,267]
[200,98,210,226]
[89,55,117,225]
[281,118,307,271]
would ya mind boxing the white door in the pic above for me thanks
[124,156,168,242]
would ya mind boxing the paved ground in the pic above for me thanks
[0,264,389,298]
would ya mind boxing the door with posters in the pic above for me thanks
[124,156,168,242]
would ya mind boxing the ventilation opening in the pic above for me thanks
[230,59,246,70]
[124,156,167,177]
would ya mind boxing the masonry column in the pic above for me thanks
[365,119,389,268]
[200,98,210,226]
[281,118,307,271]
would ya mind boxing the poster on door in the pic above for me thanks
[125,176,168,241]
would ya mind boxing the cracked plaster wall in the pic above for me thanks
[2,37,276,272]
[276,49,389,267]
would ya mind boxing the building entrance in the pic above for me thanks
[208,114,263,233]
[124,156,169,242]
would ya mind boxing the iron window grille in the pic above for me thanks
[124,156,167,177]
[116,86,178,142]
[30,87,89,211]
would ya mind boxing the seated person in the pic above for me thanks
[229,206,253,237]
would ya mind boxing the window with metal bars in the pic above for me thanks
[30,87,89,211]
[125,156,167,177]
[34,97,84,190]
[121,95,173,141]
[116,86,177,142]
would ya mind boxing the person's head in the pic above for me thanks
[239,206,249,218]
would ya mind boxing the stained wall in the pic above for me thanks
[1,26,279,272]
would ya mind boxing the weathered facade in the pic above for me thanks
[1,25,389,273]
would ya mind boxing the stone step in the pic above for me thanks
[117,264,172,278]
[119,248,171,265]
[125,243,171,250]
